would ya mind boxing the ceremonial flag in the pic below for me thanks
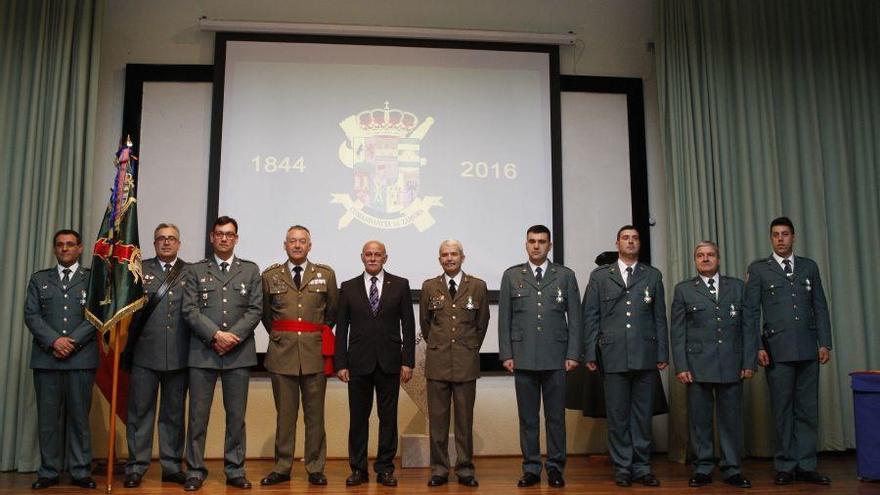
[85,137,147,423]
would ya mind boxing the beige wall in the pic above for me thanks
[90,0,666,458]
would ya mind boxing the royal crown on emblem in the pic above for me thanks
[357,101,419,137]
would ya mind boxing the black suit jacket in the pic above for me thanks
[334,271,416,375]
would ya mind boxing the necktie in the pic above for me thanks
[449,279,457,299]
[220,261,229,274]
[625,266,633,286]
[369,276,380,315]
[535,267,543,282]
[293,266,303,289]
[783,259,792,276]
[62,268,71,287]
[164,263,172,273]
[707,278,717,299]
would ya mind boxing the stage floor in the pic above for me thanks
[1,453,877,494]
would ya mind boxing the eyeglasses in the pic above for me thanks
[212,232,238,240]
[154,236,179,243]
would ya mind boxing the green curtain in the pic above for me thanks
[658,0,880,461]
[0,0,102,471]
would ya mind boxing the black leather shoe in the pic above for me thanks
[71,477,97,489]
[260,472,290,485]
[458,476,479,487]
[308,472,328,485]
[226,476,252,489]
[614,473,632,487]
[162,472,188,484]
[377,472,398,487]
[31,477,59,489]
[634,473,661,487]
[688,473,712,487]
[346,470,369,486]
[183,477,203,491]
[427,475,448,486]
[517,472,540,487]
[774,471,793,485]
[547,469,565,488]
[123,472,143,488]
[795,470,831,485]
[724,474,752,488]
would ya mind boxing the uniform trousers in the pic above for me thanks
[687,381,743,477]
[269,371,327,475]
[347,368,400,474]
[33,369,95,480]
[513,369,566,475]
[603,369,655,477]
[125,365,188,476]
[185,367,250,480]
[427,379,476,478]
[766,359,819,472]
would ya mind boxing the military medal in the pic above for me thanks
[729,304,738,318]
[239,282,247,296]
[805,278,812,291]
[466,296,475,310]
[317,272,323,279]
[79,290,87,306]
[643,287,652,304]
[201,292,209,300]
[556,287,564,304]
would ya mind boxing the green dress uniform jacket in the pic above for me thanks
[25,267,97,370]
[583,263,668,373]
[262,261,338,375]
[498,262,582,369]
[744,256,832,362]
[671,275,757,382]
[420,273,490,382]
[183,257,262,369]
[131,258,191,371]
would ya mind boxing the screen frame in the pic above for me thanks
[120,65,649,373]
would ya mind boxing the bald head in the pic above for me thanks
[361,240,388,275]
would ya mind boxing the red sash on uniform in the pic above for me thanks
[272,320,335,376]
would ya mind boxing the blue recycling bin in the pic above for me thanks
[851,371,880,481]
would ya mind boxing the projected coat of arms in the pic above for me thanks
[332,102,442,231]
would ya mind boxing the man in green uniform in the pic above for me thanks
[24,229,97,490]
[182,216,262,491]
[260,225,338,487]
[671,241,755,489]
[744,217,832,485]
[582,225,667,487]
[420,240,489,488]
[498,225,581,489]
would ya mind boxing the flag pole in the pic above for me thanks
[105,321,122,494]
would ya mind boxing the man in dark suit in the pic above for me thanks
[124,223,191,488]
[24,229,97,490]
[583,225,668,487]
[420,240,489,488]
[744,217,832,485]
[498,225,581,489]
[671,241,755,489]
[334,240,416,487]
[181,216,262,491]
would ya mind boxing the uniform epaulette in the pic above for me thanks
[464,274,485,283]
[313,262,335,272]
[262,262,283,274]
[196,258,210,264]
[592,263,614,274]
[506,262,527,271]
[235,258,258,266]
[36,267,55,274]
[748,257,769,267]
